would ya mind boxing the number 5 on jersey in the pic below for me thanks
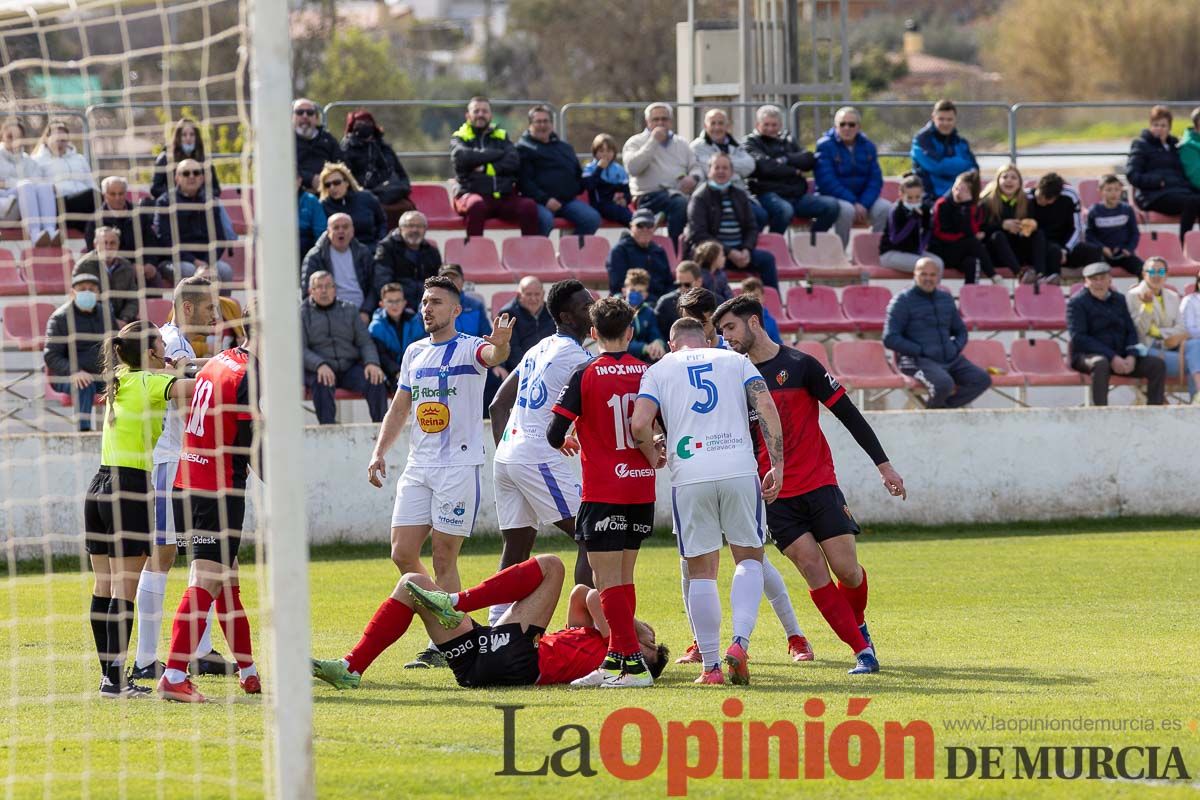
[687,363,718,414]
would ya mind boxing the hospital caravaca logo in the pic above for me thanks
[675,435,704,460]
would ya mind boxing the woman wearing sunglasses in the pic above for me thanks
[1126,256,1200,400]
[317,161,388,253]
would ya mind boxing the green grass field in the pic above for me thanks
[3,520,1198,799]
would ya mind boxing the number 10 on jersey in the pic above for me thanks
[607,392,638,450]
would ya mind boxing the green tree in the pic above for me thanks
[303,27,419,139]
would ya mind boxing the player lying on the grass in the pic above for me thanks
[715,295,907,675]
[311,554,669,689]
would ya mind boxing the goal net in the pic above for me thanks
[0,0,311,797]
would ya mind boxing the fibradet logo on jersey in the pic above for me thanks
[614,463,655,479]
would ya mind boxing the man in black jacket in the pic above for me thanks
[745,104,840,235]
[373,210,442,309]
[43,273,113,430]
[301,213,377,321]
[517,105,601,236]
[294,98,345,193]
[682,153,779,289]
[496,275,554,377]
[85,175,160,287]
[152,159,233,285]
[450,96,539,237]
[1068,262,1165,406]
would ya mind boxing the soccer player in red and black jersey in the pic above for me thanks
[715,295,907,675]
[158,316,261,703]
[546,296,667,688]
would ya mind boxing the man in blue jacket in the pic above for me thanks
[815,106,892,245]
[369,281,426,392]
[517,105,601,236]
[1067,262,1165,406]
[883,258,990,409]
[605,209,673,302]
[910,99,978,203]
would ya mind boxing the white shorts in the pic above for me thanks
[152,460,180,546]
[671,475,766,558]
[391,463,482,536]
[493,459,581,531]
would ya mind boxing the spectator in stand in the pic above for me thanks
[152,159,234,285]
[682,152,778,289]
[1126,105,1200,244]
[815,105,891,245]
[690,108,768,230]
[340,109,414,228]
[1084,174,1144,279]
[294,98,344,193]
[676,286,721,345]
[374,210,441,309]
[33,118,98,234]
[73,226,139,326]
[581,134,632,226]
[1029,172,1100,275]
[517,105,600,236]
[369,281,426,392]
[655,260,703,335]
[622,268,665,362]
[879,173,941,274]
[451,96,539,237]
[928,169,994,284]
[1127,257,1200,398]
[606,208,672,302]
[301,212,376,322]
[910,99,978,202]
[318,162,387,254]
[745,104,839,236]
[167,261,244,358]
[297,173,327,263]
[496,275,554,376]
[1180,270,1200,401]
[44,273,113,430]
[149,119,232,243]
[0,118,59,245]
[622,102,703,250]
[1068,262,1165,406]
[301,270,388,425]
[691,240,732,302]
[980,164,1051,284]
[884,258,991,409]
[739,275,782,344]
[86,176,160,288]
[1180,107,1200,192]
[438,262,503,414]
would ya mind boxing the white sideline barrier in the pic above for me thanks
[2,405,1195,556]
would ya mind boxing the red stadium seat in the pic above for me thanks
[851,232,908,280]
[502,236,568,281]
[961,340,1024,388]
[43,367,74,407]
[1129,192,1179,226]
[0,250,26,295]
[756,232,806,280]
[558,235,610,285]
[490,290,517,318]
[144,298,173,326]
[410,183,463,230]
[2,301,55,350]
[224,200,249,235]
[830,340,906,389]
[1013,283,1067,330]
[794,339,832,372]
[879,179,901,203]
[752,286,800,334]
[1184,230,1200,265]
[1138,234,1198,277]
[1009,338,1082,386]
[784,285,856,333]
[442,237,514,284]
[1075,179,1100,210]
[840,284,891,332]
[652,235,680,269]
[20,247,72,294]
[790,232,860,281]
[958,284,1026,331]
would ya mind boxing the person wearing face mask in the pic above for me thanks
[340,109,414,228]
[293,99,345,193]
[73,226,140,326]
[622,268,666,362]
[0,117,60,246]
[43,273,117,430]
[878,173,942,274]
[373,210,442,309]
[149,119,221,200]
[681,153,779,289]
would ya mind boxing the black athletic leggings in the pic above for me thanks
[1144,191,1200,242]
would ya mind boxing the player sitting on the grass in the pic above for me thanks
[311,554,668,689]
[715,295,907,675]
[366,276,514,670]
[547,296,667,688]
[673,287,816,665]
[487,279,595,624]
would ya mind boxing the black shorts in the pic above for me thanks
[172,491,246,566]
[767,484,860,552]
[83,466,152,557]
[440,621,543,688]
[575,502,654,552]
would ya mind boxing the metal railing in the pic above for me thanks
[1010,100,1200,162]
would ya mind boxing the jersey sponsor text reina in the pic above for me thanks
[398,333,491,466]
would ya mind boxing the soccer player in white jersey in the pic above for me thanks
[487,279,595,624]
[631,317,785,685]
[128,276,234,680]
[322,275,514,675]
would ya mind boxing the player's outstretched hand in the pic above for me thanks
[879,462,906,500]
[367,453,387,488]
[558,434,580,457]
[484,314,515,348]
[761,467,782,504]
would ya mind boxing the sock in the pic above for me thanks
[810,582,869,654]
[344,597,413,675]
[214,585,254,669]
[762,557,803,638]
[104,598,135,684]
[487,603,511,627]
[837,567,869,626]
[454,558,544,612]
[599,587,638,656]
[239,663,258,680]
[133,570,168,668]
[679,559,697,641]
[729,559,764,650]
[622,583,636,617]
[195,606,215,657]
[89,595,110,674]
[163,667,187,684]
[166,586,214,673]
[448,592,460,607]
[687,579,721,671]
